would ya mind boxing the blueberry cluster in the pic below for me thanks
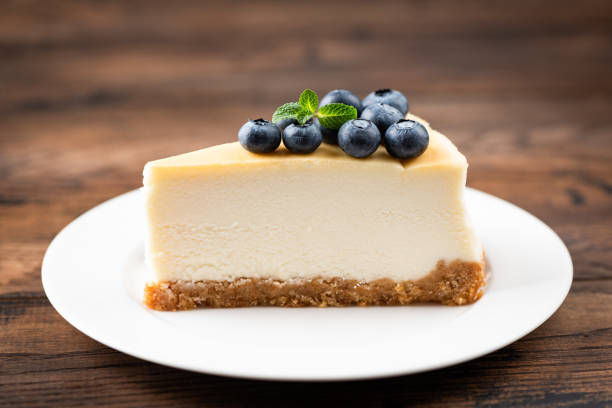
[238,89,429,160]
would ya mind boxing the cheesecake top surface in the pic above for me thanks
[145,114,467,172]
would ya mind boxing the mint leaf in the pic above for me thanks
[299,89,319,114]
[316,103,357,130]
[272,102,302,123]
[296,110,314,125]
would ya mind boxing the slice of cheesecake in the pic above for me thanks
[143,114,484,310]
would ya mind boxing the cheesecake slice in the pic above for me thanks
[143,114,484,310]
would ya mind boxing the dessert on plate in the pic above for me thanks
[143,89,485,310]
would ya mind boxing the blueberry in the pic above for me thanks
[319,89,363,115]
[362,89,409,115]
[337,119,381,158]
[283,122,322,154]
[384,119,429,159]
[360,103,404,135]
[238,118,281,154]
[275,117,298,131]
[314,119,339,145]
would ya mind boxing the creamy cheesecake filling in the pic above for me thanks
[145,162,481,282]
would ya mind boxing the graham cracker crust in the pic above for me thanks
[144,259,485,311]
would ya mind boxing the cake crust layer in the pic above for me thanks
[144,259,485,311]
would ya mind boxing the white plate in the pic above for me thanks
[42,188,572,381]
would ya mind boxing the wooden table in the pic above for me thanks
[1,1,611,406]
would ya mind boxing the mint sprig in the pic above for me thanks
[272,89,357,129]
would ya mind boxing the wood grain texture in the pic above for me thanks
[1,0,611,406]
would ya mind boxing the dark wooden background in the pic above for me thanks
[1,0,611,407]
